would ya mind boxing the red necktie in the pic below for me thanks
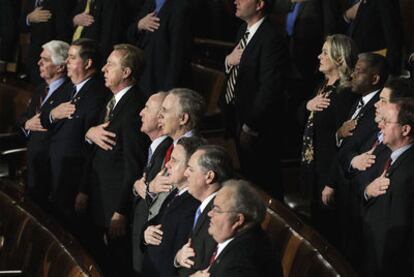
[164,144,174,163]
[383,158,392,173]
[209,247,218,266]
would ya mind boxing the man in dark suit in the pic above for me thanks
[338,53,389,172]
[71,0,126,58]
[82,43,149,276]
[191,179,282,277]
[40,38,109,227]
[221,0,289,200]
[175,145,235,276]
[273,0,341,151]
[341,0,403,76]
[127,0,192,96]
[335,52,389,261]
[22,0,74,84]
[18,40,70,209]
[145,88,206,220]
[362,99,414,277]
[131,91,172,274]
[142,137,205,277]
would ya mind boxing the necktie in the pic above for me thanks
[224,31,250,104]
[192,206,202,230]
[286,3,301,36]
[155,0,166,14]
[209,247,218,266]
[72,0,92,41]
[39,86,49,108]
[164,143,174,163]
[104,97,116,122]
[147,147,153,167]
[383,158,392,173]
[351,98,364,120]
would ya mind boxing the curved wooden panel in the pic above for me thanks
[0,180,102,277]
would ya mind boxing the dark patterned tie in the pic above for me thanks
[39,85,49,108]
[104,97,116,122]
[224,31,250,104]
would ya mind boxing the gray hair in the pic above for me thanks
[42,40,70,66]
[223,179,266,226]
[168,88,206,130]
[196,145,234,183]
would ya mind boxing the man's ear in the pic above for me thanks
[180,112,189,126]
[401,124,411,138]
[56,64,66,74]
[371,74,380,86]
[123,67,132,80]
[205,170,216,184]
[256,0,265,12]
[232,213,245,231]
[84,58,93,70]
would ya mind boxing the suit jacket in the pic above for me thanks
[127,0,192,95]
[132,136,173,272]
[179,197,217,277]
[18,79,70,192]
[21,0,74,83]
[338,92,380,173]
[221,17,288,137]
[142,190,199,277]
[299,84,357,191]
[208,226,282,277]
[41,76,109,215]
[86,85,149,227]
[362,146,414,277]
[72,0,126,58]
[274,0,340,79]
[0,0,20,61]
[343,0,403,75]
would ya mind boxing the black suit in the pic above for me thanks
[0,0,20,62]
[343,0,403,75]
[132,136,173,273]
[208,226,282,277]
[178,197,217,277]
[142,190,199,277]
[362,146,414,277]
[127,0,192,96]
[338,92,380,172]
[221,17,289,199]
[86,86,149,227]
[72,0,126,58]
[41,76,109,217]
[18,79,70,207]
[21,0,74,83]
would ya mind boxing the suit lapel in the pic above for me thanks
[386,147,413,179]
[107,87,135,123]
[241,19,267,63]
[192,198,214,235]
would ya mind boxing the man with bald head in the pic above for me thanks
[131,91,173,274]
[190,179,282,277]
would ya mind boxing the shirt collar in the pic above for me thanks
[173,130,194,146]
[199,192,218,213]
[48,78,66,94]
[390,144,413,165]
[113,85,132,108]
[245,17,265,45]
[361,89,380,107]
[216,237,235,258]
[150,135,169,154]
[74,77,92,95]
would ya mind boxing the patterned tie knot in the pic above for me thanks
[239,31,250,49]
[104,97,116,122]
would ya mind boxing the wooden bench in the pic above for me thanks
[259,190,357,277]
[0,180,102,277]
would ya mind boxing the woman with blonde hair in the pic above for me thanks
[300,34,358,244]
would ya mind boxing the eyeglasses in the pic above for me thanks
[380,118,401,126]
[211,205,240,215]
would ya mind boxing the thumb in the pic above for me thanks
[367,146,375,154]
[380,169,387,177]
[102,121,110,128]
[187,238,192,245]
